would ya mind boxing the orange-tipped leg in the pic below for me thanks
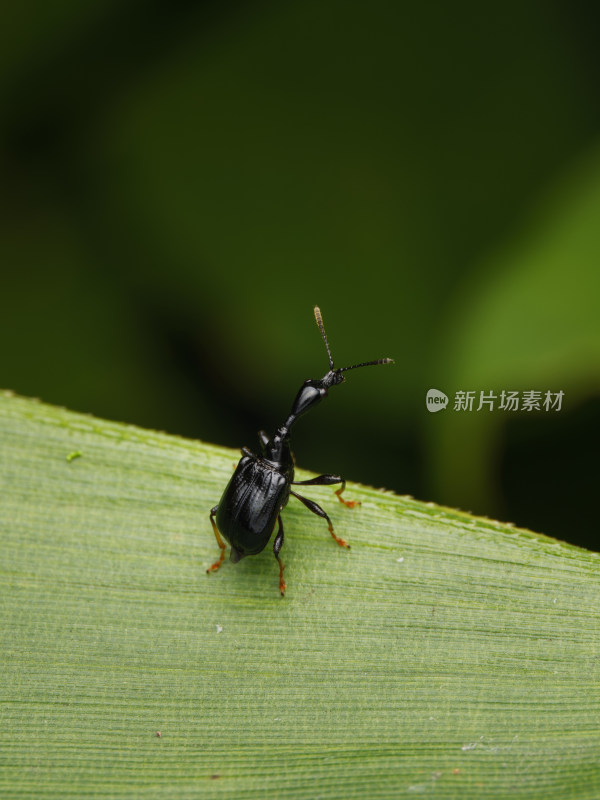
[292,475,360,509]
[335,481,361,508]
[207,505,227,573]
[291,490,351,550]
[278,560,286,596]
[326,519,349,548]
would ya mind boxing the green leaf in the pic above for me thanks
[1,391,599,799]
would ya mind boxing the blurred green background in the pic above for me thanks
[1,1,599,550]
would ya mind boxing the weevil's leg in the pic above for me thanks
[333,479,361,508]
[206,505,227,573]
[273,515,286,596]
[291,490,350,549]
[258,430,269,454]
[292,475,360,508]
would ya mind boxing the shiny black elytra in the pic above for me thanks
[207,306,393,596]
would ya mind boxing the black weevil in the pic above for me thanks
[207,306,393,595]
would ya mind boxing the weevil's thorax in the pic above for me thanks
[263,426,294,480]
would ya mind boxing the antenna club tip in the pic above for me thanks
[313,306,335,371]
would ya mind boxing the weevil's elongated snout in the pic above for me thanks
[284,369,345,427]
[290,381,326,419]
[284,382,325,428]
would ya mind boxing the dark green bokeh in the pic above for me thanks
[2,1,599,548]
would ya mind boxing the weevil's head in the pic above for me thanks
[283,307,393,427]
[288,370,345,419]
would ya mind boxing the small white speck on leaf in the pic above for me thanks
[396,556,404,563]
[216,625,223,634]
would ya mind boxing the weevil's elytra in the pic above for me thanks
[207,306,393,596]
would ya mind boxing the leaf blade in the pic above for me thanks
[1,392,599,799]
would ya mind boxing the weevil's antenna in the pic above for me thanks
[338,357,394,372]
[313,306,335,370]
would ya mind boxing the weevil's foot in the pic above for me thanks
[335,488,361,508]
[330,529,350,549]
[278,562,286,596]
[206,551,226,573]
[341,498,361,508]
[328,519,350,548]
